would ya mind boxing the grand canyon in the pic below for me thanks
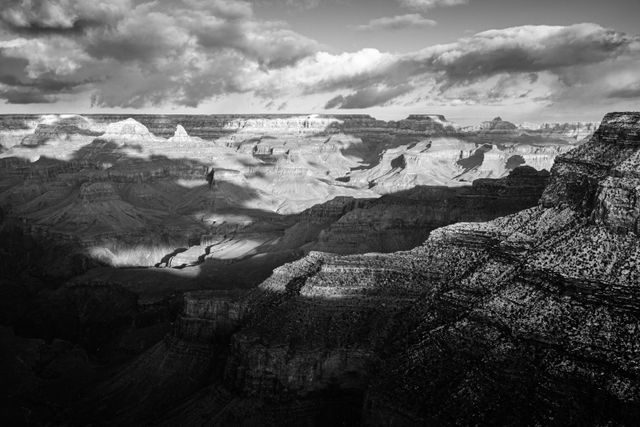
[4,111,640,425]
[2,0,640,425]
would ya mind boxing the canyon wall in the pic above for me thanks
[86,112,640,426]
[0,113,601,425]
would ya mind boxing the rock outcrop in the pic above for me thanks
[101,118,158,144]
[168,124,193,145]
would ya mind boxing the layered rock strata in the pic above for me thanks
[116,112,640,425]
[311,166,549,254]
[0,113,606,425]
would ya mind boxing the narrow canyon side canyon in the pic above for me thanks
[4,112,638,425]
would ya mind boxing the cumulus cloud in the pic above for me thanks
[0,1,638,115]
[398,0,468,11]
[354,14,436,32]
[0,37,97,95]
[406,24,633,83]
[0,0,130,32]
[0,0,319,107]
[313,23,640,109]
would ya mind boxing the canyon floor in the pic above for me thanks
[1,113,624,425]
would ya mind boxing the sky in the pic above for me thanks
[0,0,639,124]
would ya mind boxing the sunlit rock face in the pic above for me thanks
[223,114,341,133]
[346,138,565,192]
[463,116,600,143]
[519,121,601,141]
[167,124,192,145]
[542,112,640,219]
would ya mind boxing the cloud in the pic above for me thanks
[0,3,638,115]
[324,95,344,109]
[607,86,640,99]
[354,14,437,32]
[0,0,319,107]
[0,87,56,104]
[0,0,130,33]
[602,64,640,99]
[0,37,97,96]
[252,48,397,98]
[406,24,633,84]
[324,84,414,109]
[398,0,468,11]
[607,84,640,99]
[313,23,639,109]
[284,0,322,9]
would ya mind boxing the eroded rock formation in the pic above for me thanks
[234,113,639,425]
[0,113,607,425]
[82,112,640,426]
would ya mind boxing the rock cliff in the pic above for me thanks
[310,166,549,254]
[519,121,600,141]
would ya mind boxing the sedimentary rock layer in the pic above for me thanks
[136,112,640,425]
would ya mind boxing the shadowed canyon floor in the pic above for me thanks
[0,113,613,425]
